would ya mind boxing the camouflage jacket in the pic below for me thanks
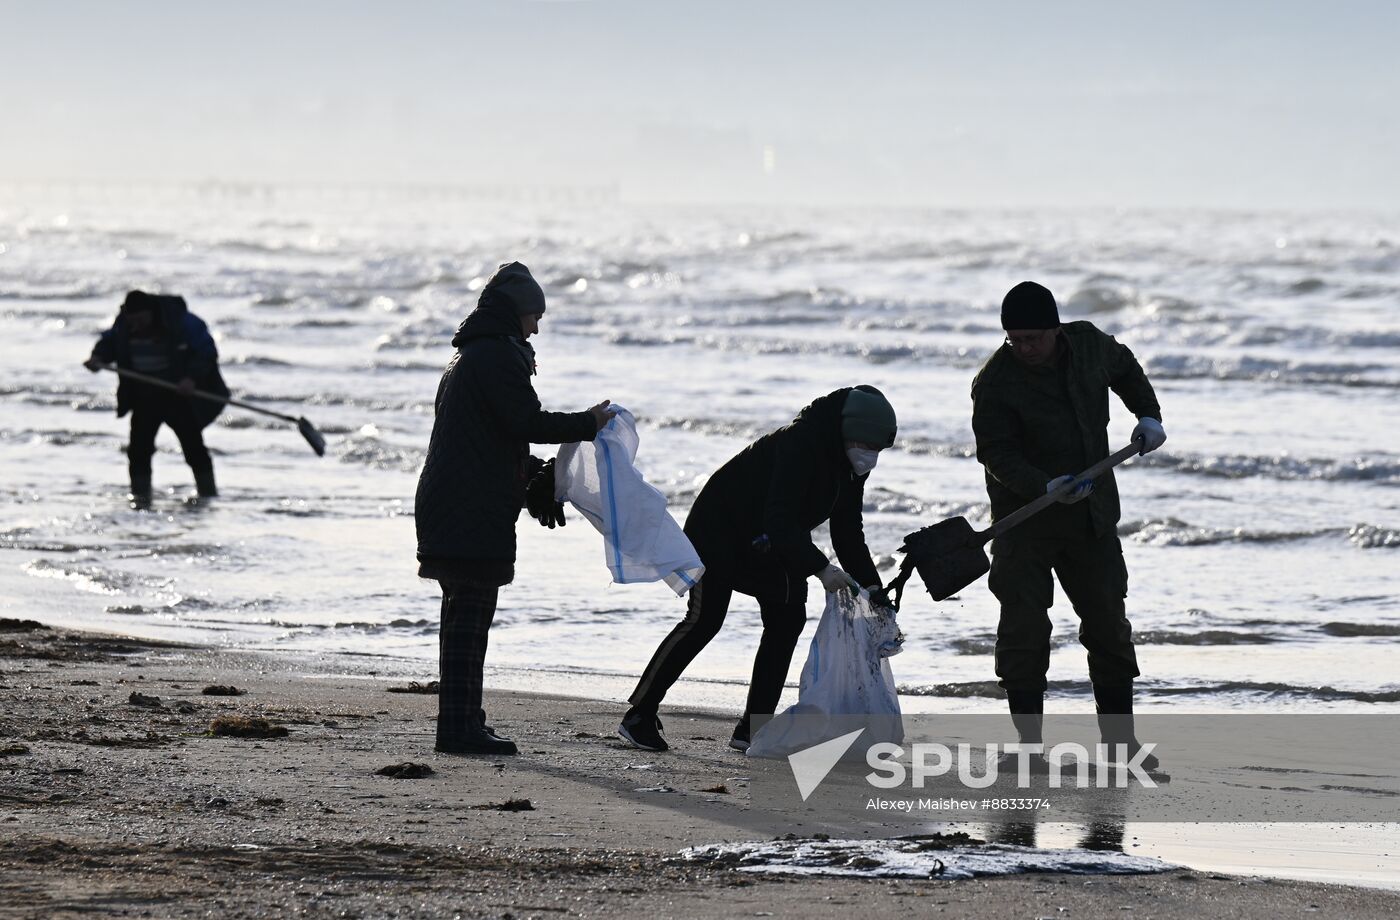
[970,321,1161,540]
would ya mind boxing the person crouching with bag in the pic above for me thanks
[83,290,229,505]
[619,386,898,754]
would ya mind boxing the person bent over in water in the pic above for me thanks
[620,386,898,753]
[84,291,228,505]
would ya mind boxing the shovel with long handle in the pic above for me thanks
[94,362,327,456]
[887,440,1145,608]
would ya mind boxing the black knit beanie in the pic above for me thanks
[1000,281,1060,330]
[479,262,547,317]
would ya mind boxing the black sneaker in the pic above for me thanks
[436,728,518,756]
[618,711,668,752]
[728,721,750,753]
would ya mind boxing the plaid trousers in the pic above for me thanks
[437,578,499,743]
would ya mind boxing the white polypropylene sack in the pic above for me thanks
[554,406,704,595]
[747,589,904,758]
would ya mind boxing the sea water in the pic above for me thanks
[1,187,1397,718]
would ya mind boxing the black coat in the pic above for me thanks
[685,388,881,589]
[91,295,229,429]
[414,302,596,582]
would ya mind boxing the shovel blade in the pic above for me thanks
[900,516,991,602]
[297,417,327,456]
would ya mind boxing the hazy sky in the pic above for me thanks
[3,0,1397,208]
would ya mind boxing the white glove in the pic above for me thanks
[1047,474,1094,504]
[817,564,859,594]
[1131,417,1166,455]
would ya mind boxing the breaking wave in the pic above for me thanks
[1115,519,1398,549]
[336,430,425,473]
[1319,622,1400,638]
[898,679,1400,703]
[1138,452,1400,485]
[1147,354,1398,389]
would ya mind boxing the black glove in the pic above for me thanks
[525,459,566,529]
[867,586,895,611]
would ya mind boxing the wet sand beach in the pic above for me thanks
[6,7,1400,917]
[2,619,1398,919]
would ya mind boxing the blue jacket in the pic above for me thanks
[92,295,228,428]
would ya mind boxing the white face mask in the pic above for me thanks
[846,447,880,476]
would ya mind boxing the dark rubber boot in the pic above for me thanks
[193,466,218,498]
[1001,689,1052,775]
[129,469,153,507]
[1006,689,1044,745]
[1093,683,1161,773]
[1093,682,1133,744]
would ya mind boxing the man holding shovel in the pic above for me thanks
[84,291,229,504]
[971,281,1167,766]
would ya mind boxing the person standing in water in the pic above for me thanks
[415,262,612,756]
[620,386,898,754]
[84,290,228,505]
[971,280,1167,768]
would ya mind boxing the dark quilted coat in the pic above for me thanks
[414,296,596,582]
[684,387,882,589]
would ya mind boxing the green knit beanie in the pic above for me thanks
[841,386,897,447]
